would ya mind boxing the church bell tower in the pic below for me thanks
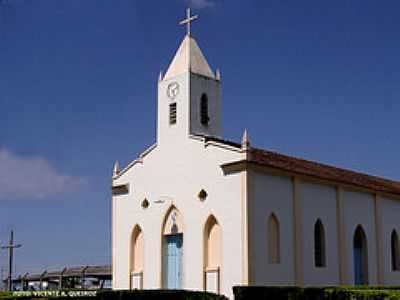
[157,9,222,145]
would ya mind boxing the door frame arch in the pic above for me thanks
[160,205,185,289]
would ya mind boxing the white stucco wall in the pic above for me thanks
[114,149,400,296]
[300,182,340,285]
[381,197,400,284]
[112,136,244,299]
[248,172,400,287]
[249,172,295,285]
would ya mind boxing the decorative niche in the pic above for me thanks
[141,198,149,209]
[198,189,208,201]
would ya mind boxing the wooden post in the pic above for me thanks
[59,268,66,290]
[81,266,89,289]
[22,273,28,291]
[39,271,46,291]
[1,230,22,291]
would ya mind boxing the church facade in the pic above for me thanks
[112,10,400,298]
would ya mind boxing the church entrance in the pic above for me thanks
[162,207,184,289]
[353,226,368,285]
[163,233,183,289]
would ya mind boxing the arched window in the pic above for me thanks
[200,94,210,126]
[130,225,143,289]
[391,230,400,271]
[354,225,368,285]
[204,215,221,294]
[268,213,280,264]
[314,219,326,267]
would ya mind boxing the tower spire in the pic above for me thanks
[179,8,198,36]
[164,8,214,80]
[158,8,222,142]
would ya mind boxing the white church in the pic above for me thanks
[111,9,400,298]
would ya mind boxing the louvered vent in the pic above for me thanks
[169,103,177,125]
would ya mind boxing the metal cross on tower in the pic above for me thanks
[179,8,198,36]
[1,230,22,291]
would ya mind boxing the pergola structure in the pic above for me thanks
[8,265,111,291]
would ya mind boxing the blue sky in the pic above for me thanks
[0,0,399,276]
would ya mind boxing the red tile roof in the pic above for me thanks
[248,147,400,196]
[200,134,400,196]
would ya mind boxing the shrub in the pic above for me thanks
[98,290,228,300]
[325,287,400,300]
[0,290,227,300]
[233,286,400,300]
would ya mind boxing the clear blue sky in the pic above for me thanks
[0,0,399,276]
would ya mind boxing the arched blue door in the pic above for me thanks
[163,233,183,289]
[353,226,368,285]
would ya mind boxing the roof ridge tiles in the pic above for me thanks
[248,147,400,196]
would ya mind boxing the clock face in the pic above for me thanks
[167,82,180,100]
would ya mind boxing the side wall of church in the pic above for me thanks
[248,170,400,287]
[248,172,295,285]
[342,190,378,285]
[300,182,340,285]
[112,138,244,299]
